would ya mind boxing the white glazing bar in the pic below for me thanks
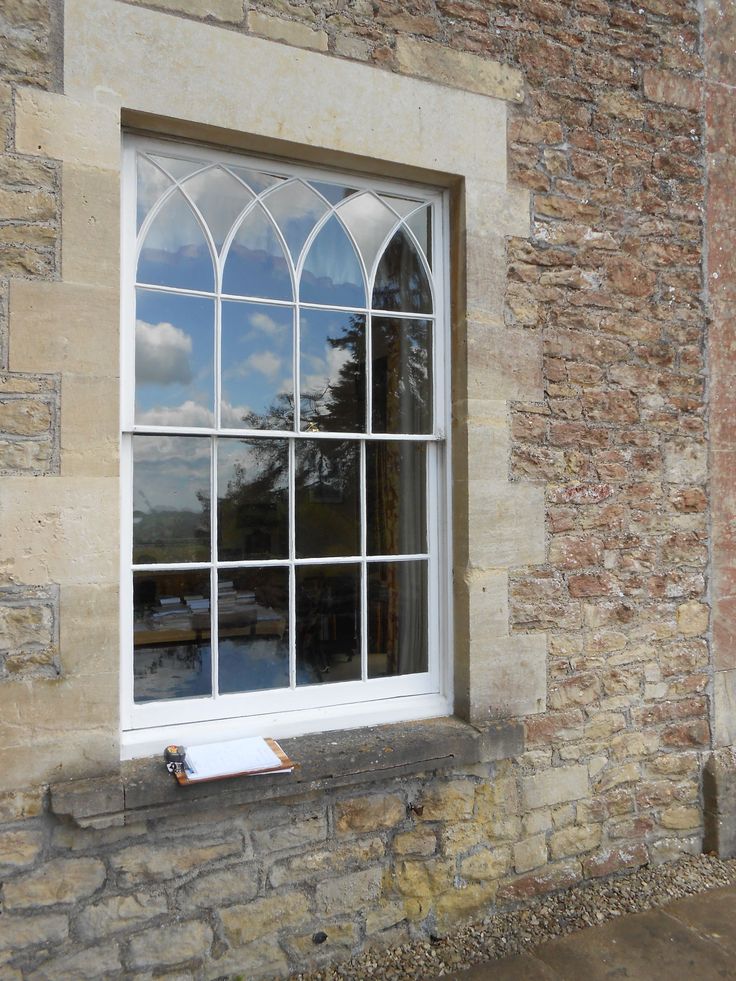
[360,438,368,683]
[288,436,296,690]
[131,426,441,442]
[210,436,219,699]
[132,552,431,573]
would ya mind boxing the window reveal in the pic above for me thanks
[123,138,449,735]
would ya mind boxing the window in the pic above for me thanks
[121,137,451,752]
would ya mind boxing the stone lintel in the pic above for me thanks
[49,717,524,826]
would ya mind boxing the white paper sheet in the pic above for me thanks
[184,736,289,779]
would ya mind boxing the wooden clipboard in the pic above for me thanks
[173,738,297,785]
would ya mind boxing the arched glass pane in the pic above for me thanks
[136,155,172,232]
[182,166,253,252]
[221,301,293,430]
[135,288,215,427]
[379,194,421,219]
[138,190,214,292]
[406,206,432,269]
[372,317,433,434]
[309,180,358,205]
[150,154,203,182]
[227,165,285,196]
[300,309,365,433]
[300,215,366,308]
[372,228,432,314]
[264,180,328,266]
[222,204,292,300]
[337,192,398,276]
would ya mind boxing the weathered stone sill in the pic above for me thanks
[49,717,523,829]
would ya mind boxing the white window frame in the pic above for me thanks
[120,135,453,758]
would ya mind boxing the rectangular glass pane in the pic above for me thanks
[218,569,289,694]
[296,564,360,685]
[368,561,428,678]
[372,317,432,434]
[133,435,210,564]
[367,441,426,555]
[300,310,366,432]
[133,570,211,702]
[295,439,360,558]
[217,437,288,561]
[221,300,294,430]
[135,288,215,426]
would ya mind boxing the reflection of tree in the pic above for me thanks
[372,318,431,434]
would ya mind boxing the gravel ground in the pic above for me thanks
[290,854,736,981]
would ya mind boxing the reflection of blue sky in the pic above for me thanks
[222,301,293,427]
[135,289,215,426]
[182,167,253,251]
[133,435,210,514]
[222,205,292,300]
[138,189,215,292]
[262,180,328,266]
[300,216,366,307]
[336,193,399,278]
[300,310,364,429]
[217,437,288,499]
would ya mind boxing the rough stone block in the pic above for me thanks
[220,892,311,947]
[178,865,259,910]
[514,834,547,873]
[459,845,511,881]
[252,810,327,851]
[249,11,327,51]
[315,867,383,916]
[418,780,475,822]
[76,892,168,940]
[3,857,105,909]
[521,766,589,810]
[109,839,241,885]
[0,914,67,955]
[0,828,44,868]
[27,945,121,981]
[396,37,524,102]
[203,939,288,980]
[643,68,701,111]
[335,793,406,833]
[128,920,212,969]
[0,399,52,437]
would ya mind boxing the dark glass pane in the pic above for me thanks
[138,189,214,292]
[300,215,366,308]
[406,206,432,269]
[300,310,365,432]
[372,317,433,434]
[368,561,427,678]
[182,166,253,252]
[336,192,398,279]
[296,564,360,685]
[135,289,214,427]
[133,570,211,702]
[222,204,292,300]
[295,439,360,558]
[367,442,426,555]
[217,438,288,561]
[372,228,432,314]
[133,435,210,564]
[309,180,358,205]
[221,301,293,430]
[264,180,328,266]
[218,568,289,693]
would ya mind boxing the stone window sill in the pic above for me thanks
[49,717,523,828]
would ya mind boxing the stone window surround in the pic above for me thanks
[5,0,546,790]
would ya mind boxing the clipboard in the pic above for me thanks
[172,737,297,785]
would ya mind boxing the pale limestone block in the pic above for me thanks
[0,829,44,868]
[714,669,736,747]
[466,479,546,568]
[249,11,328,51]
[220,893,311,947]
[64,0,506,182]
[467,568,509,641]
[61,374,119,478]
[14,89,120,169]
[0,477,119,585]
[663,437,707,484]
[482,635,547,719]
[124,0,244,20]
[461,400,510,483]
[202,939,288,980]
[76,892,168,941]
[465,180,531,239]
[334,34,371,61]
[62,165,119,289]
[315,866,383,916]
[465,232,507,327]
[395,37,524,103]
[3,857,105,910]
[27,945,121,981]
[521,765,589,810]
[466,321,543,402]
[59,582,119,677]
[0,726,118,793]
[0,915,68,958]
[9,281,118,377]
[128,921,213,970]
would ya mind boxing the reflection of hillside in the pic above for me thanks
[133,508,208,563]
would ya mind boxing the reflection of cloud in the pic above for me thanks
[137,399,213,428]
[248,311,282,336]
[136,320,193,386]
[302,345,350,393]
[246,351,282,380]
[221,400,252,428]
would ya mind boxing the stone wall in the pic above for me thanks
[0,0,719,977]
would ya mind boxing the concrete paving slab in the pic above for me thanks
[665,885,736,955]
[442,954,559,981]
